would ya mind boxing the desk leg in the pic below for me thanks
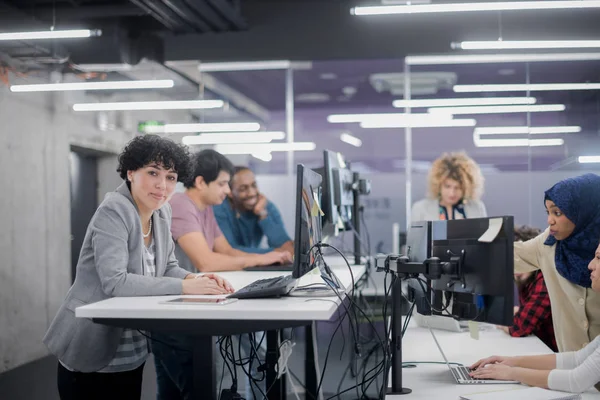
[266,330,285,400]
[193,335,216,400]
[305,322,324,400]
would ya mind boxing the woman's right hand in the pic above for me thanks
[470,355,516,370]
[259,250,293,265]
[182,276,231,295]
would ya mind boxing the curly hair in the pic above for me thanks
[427,151,484,201]
[514,225,542,242]
[117,135,192,184]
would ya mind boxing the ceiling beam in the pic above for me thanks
[205,0,247,30]
[29,4,147,21]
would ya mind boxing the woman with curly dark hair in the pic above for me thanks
[411,151,487,221]
[43,135,234,400]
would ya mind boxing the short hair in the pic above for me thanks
[184,149,234,188]
[427,151,484,201]
[117,135,191,185]
[514,225,542,242]
[230,165,251,187]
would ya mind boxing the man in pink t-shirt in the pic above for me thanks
[169,149,291,273]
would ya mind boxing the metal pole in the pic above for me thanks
[404,61,412,229]
[286,68,295,176]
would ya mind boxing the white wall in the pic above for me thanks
[0,82,133,373]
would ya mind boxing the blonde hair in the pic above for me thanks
[427,152,484,201]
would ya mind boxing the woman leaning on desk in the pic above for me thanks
[469,173,600,393]
[43,135,234,400]
[411,151,487,222]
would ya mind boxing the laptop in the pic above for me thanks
[414,313,468,333]
[428,328,519,385]
[243,262,293,272]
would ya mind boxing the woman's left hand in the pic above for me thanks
[470,364,516,381]
[200,273,235,293]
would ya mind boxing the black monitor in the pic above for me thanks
[292,164,324,279]
[404,221,433,315]
[316,150,354,238]
[430,216,515,326]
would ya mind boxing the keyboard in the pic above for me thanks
[227,275,297,299]
[243,263,294,272]
[453,366,475,381]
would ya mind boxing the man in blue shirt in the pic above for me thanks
[215,166,294,254]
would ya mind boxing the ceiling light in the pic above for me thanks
[74,63,133,72]
[352,1,600,15]
[145,122,261,134]
[360,119,477,128]
[215,142,317,154]
[327,112,453,123]
[578,156,600,163]
[73,99,224,112]
[454,40,600,50]
[393,97,536,108]
[406,53,600,65]
[340,133,363,147]
[13,80,174,93]
[474,138,565,147]
[252,153,273,162]
[198,60,312,72]
[475,126,581,135]
[454,83,600,92]
[182,132,285,145]
[0,29,100,41]
[428,104,565,114]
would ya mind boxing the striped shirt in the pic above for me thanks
[98,236,156,373]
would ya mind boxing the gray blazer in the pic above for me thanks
[411,198,488,222]
[43,183,190,372]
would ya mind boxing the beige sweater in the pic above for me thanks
[514,228,600,352]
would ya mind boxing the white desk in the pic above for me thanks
[390,323,599,399]
[76,258,365,400]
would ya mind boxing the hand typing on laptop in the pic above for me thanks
[469,356,518,381]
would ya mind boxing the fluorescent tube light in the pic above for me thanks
[578,156,600,163]
[198,60,312,72]
[406,53,600,65]
[13,80,174,93]
[252,153,273,162]
[454,83,600,93]
[0,29,100,41]
[328,113,453,123]
[429,104,565,115]
[146,122,261,134]
[474,138,564,147]
[73,99,224,112]
[393,97,536,108]
[340,133,363,147]
[360,119,477,128]
[182,132,285,145]
[454,40,600,50]
[215,142,317,154]
[352,1,600,16]
[475,126,581,135]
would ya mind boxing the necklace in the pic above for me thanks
[143,218,152,238]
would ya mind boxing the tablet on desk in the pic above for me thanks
[160,298,238,306]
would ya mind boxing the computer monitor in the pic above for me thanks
[404,221,433,315]
[430,216,515,326]
[292,164,324,279]
[316,150,354,238]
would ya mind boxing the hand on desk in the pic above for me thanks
[182,274,235,295]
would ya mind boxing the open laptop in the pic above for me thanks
[243,262,293,272]
[414,313,468,333]
[428,328,519,385]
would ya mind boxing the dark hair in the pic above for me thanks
[514,225,542,242]
[230,165,251,186]
[117,135,191,185]
[184,149,234,188]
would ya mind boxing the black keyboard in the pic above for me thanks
[227,275,297,299]
[243,263,294,272]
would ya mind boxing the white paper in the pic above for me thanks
[477,217,503,243]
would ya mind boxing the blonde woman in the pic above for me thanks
[411,152,487,221]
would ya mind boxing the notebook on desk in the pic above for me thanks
[459,387,581,400]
